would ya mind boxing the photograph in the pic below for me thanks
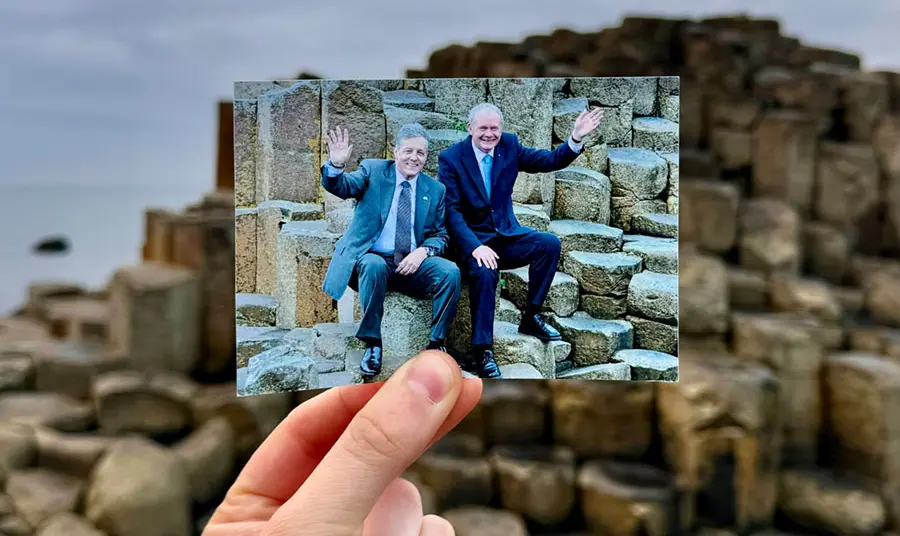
[233,75,680,395]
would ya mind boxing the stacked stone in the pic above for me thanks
[232,76,680,391]
[400,12,900,536]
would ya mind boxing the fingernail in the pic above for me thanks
[406,355,452,404]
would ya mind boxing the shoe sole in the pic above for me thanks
[518,329,562,342]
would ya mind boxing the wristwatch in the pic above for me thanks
[424,246,436,257]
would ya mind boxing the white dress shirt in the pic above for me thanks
[325,161,417,255]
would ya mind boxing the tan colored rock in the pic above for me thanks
[6,468,82,528]
[727,266,768,311]
[501,268,579,317]
[442,506,528,536]
[710,129,752,170]
[478,381,548,446]
[107,262,200,374]
[823,353,900,527]
[172,416,235,506]
[578,460,675,536]
[0,393,93,433]
[738,198,801,273]
[679,179,739,253]
[0,422,36,471]
[34,512,105,536]
[84,437,192,536]
[235,208,257,294]
[41,297,108,342]
[411,434,492,511]
[679,250,728,334]
[93,370,198,439]
[29,340,126,401]
[768,274,842,323]
[275,221,340,329]
[489,445,576,526]
[841,71,891,143]
[803,221,851,284]
[779,468,885,536]
[0,355,33,392]
[549,380,654,459]
[814,142,880,228]
[656,356,781,532]
[232,98,257,208]
[751,110,817,213]
[142,209,176,264]
[32,427,111,479]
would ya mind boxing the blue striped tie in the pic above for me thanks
[482,154,492,198]
[394,181,412,264]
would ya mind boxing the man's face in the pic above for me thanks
[467,111,502,153]
[393,136,427,178]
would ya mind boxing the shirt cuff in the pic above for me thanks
[324,161,344,177]
[568,136,584,153]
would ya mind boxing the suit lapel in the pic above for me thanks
[379,162,396,225]
[414,178,430,245]
[489,145,504,194]
[461,137,490,203]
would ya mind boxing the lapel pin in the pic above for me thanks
[423,196,428,201]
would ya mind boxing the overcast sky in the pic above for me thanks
[0,0,897,190]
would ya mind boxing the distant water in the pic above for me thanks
[0,184,211,315]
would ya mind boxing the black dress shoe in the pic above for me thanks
[360,346,383,376]
[518,313,562,342]
[477,349,502,379]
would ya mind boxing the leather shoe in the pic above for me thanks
[477,349,502,379]
[518,313,562,342]
[360,346,383,376]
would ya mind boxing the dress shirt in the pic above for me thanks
[325,161,417,255]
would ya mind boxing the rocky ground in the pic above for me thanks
[233,75,680,392]
[1,12,900,536]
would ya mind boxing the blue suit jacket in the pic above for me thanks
[320,159,449,300]
[437,132,579,258]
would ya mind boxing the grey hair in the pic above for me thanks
[467,103,503,125]
[395,123,429,148]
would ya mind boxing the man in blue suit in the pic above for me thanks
[438,103,603,379]
[321,123,461,377]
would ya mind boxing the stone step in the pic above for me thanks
[550,220,623,268]
[497,363,543,379]
[632,117,678,153]
[557,362,631,381]
[607,147,668,201]
[491,322,557,379]
[384,105,456,155]
[235,293,277,327]
[236,326,288,368]
[612,349,678,381]
[274,221,340,329]
[548,312,633,367]
[563,251,643,297]
[242,346,318,396]
[627,271,678,327]
[622,235,678,275]
[512,204,550,232]
[630,213,678,239]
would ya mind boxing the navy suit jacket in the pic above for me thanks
[437,132,579,259]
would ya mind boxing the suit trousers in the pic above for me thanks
[461,229,562,346]
[349,252,461,344]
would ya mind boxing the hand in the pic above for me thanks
[326,127,354,167]
[472,245,498,270]
[571,107,604,142]
[204,350,482,536]
[396,247,429,276]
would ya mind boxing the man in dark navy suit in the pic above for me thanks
[437,103,603,379]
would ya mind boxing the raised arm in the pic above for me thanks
[517,106,604,173]
[438,151,481,257]
[321,127,369,199]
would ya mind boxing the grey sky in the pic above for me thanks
[0,0,896,190]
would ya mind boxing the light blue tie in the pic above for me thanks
[482,154,492,198]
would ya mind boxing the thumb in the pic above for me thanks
[266,350,462,534]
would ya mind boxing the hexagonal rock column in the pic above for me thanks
[169,211,236,378]
[549,311,633,367]
[235,293,277,327]
[379,292,433,359]
[489,445,577,527]
[422,78,488,122]
[738,198,802,274]
[564,251,642,320]
[627,272,678,327]
[632,117,679,153]
[680,179,740,253]
[423,129,468,176]
[662,152,679,215]
[814,142,879,229]
[568,77,635,147]
[488,77,556,149]
[383,89,434,111]
[107,262,200,375]
[478,380,549,446]
[549,380,655,459]
[491,322,555,379]
[552,167,611,224]
[501,267,579,317]
[255,200,326,296]
[232,98,257,207]
[608,148,669,230]
[778,468,886,536]
[578,460,676,536]
[321,80,385,169]
[441,506,528,536]
[622,235,678,275]
[554,96,603,148]
[171,416,236,507]
[275,221,340,329]
[613,349,678,381]
[93,370,198,440]
[631,213,678,239]
[235,208,257,293]
[32,340,126,401]
[242,346,319,396]
[256,81,322,204]
[141,208,177,263]
[410,434,493,512]
[751,110,817,213]
[383,104,455,155]
[550,220,623,270]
